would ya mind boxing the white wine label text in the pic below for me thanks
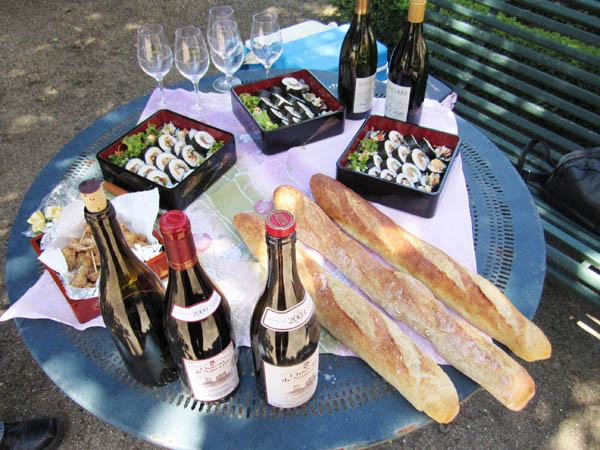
[260,293,314,332]
[182,341,239,402]
[353,74,376,114]
[263,347,319,409]
[385,80,411,121]
[171,290,221,322]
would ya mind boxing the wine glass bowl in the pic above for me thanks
[250,11,283,79]
[137,24,173,106]
[207,19,244,93]
[174,26,210,112]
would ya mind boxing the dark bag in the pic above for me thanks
[515,140,600,234]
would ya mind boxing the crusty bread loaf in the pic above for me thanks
[309,173,551,363]
[233,212,460,423]
[273,184,536,411]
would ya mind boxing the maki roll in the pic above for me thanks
[267,86,284,96]
[181,144,203,168]
[428,158,446,173]
[124,158,145,173]
[282,77,306,93]
[161,122,177,135]
[411,148,430,172]
[186,129,197,146]
[371,153,383,170]
[380,169,396,181]
[155,152,176,172]
[396,173,415,187]
[420,137,436,158]
[434,144,453,161]
[420,172,441,189]
[383,140,399,158]
[402,163,422,184]
[367,166,381,177]
[176,128,187,142]
[270,92,294,108]
[143,146,163,166]
[166,158,191,183]
[137,164,157,178]
[388,130,404,146]
[404,134,420,150]
[396,145,411,163]
[158,134,177,153]
[386,157,402,175]
[267,107,289,126]
[146,169,171,188]
[295,101,315,119]
[193,130,216,152]
[173,140,186,157]
[283,105,303,120]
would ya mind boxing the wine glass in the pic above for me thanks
[207,6,239,91]
[174,26,210,112]
[207,19,244,93]
[250,11,283,79]
[137,24,173,106]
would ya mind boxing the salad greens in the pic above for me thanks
[239,92,279,131]
[109,123,162,166]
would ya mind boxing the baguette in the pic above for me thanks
[309,173,551,362]
[274,184,536,411]
[233,212,460,423]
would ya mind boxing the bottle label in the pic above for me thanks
[182,341,239,402]
[260,293,314,332]
[353,74,376,114]
[171,290,221,322]
[385,80,411,121]
[263,347,319,408]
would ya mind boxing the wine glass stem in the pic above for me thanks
[265,66,270,78]
[193,81,201,108]
[157,79,166,105]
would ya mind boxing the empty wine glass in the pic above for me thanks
[207,6,239,91]
[175,26,210,112]
[137,24,173,106]
[250,11,283,79]
[207,19,244,93]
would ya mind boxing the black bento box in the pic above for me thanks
[336,115,461,218]
[97,109,236,210]
[231,69,345,155]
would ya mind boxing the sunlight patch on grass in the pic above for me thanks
[9,114,55,134]
[44,87,59,96]
[87,13,103,21]
[34,44,51,52]
[9,69,26,77]
[126,22,141,31]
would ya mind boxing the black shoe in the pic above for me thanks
[0,418,64,450]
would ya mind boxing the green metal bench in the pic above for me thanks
[424,0,600,306]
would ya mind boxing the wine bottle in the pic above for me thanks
[338,0,378,120]
[250,210,320,409]
[385,0,429,124]
[79,180,177,386]
[159,210,239,402]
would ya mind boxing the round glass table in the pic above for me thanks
[5,69,545,449]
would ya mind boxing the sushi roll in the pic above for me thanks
[146,169,171,188]
[283,105,303,120]
[371,153,383,170]
[137,164,157,178]
[155,152,177,172]
[396,173,415,187]
[396,145,411,163]
[173,140,186,157]
[166,158,191,183]
[185,129,197,146]
[267,107,289,125]
[386,157,402,175]
[383,140,399,158]
[181,144,203,168]
[267,86,284,95]
[380,169,396,181]
[420,137,436,157]
[193,130,216,152]
[270,92,294,108]
[282,77,304,93]
[124,158,145,174]
[161,122,177,135]
[411,148,430,172]
[158,133,177,153]
[405,134,420,150]
[367,166,381,177]
[388,130,404,146]
[434,144,453,161]
[143,146,163,166]
[402,163,422,184]
[428,158,446,173]
[421,172,441,189]
[295,101,315,119]
[176,128,187,141]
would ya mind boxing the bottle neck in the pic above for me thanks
[85,202,134,272]
[163,232,198,271]
[354,0,369,15]
[408,0,426,23]
[265,232,298,293]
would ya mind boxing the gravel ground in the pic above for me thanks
[1,1,599,449]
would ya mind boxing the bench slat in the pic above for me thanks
[428,0,600,68]
[476,0,600,39]
[427,38,600,134]
[509,0,600,31]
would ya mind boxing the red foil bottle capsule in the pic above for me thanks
[250,210,320,408]
[160,210,239,402]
